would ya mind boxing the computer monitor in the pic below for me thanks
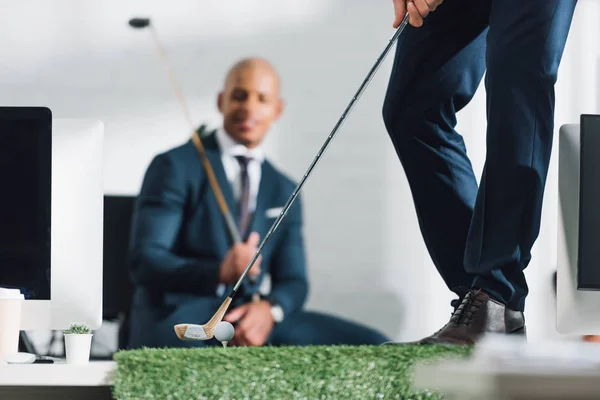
[0,108,104,330]
[557,114,600,335]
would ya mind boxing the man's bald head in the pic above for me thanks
[218,57,284,148]
[223,57,280,93]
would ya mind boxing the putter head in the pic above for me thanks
[128,17,151,29]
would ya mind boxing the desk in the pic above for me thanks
[0,361,116,400]
[413,358,600,400]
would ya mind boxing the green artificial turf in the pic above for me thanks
[112,344,472,399]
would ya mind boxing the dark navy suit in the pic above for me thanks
[382,0,577,312]
[127,130,388,348]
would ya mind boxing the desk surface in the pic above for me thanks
[0,361,116,387]
[413,359,600,399]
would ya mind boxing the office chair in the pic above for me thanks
[102,194,136,351]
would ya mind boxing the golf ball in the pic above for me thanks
[214,321,235,342]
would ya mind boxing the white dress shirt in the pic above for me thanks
[214,127,265,213]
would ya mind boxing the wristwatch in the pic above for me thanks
[266,297,284,323]
[270,304,284,323]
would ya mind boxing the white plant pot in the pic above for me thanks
[64,334,93,365]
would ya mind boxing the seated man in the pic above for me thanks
[127,57,389,348]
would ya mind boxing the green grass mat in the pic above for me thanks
[112,345,472,399]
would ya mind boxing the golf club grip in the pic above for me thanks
[229,14,411,295]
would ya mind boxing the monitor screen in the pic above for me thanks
[578,113,600,290]
[0,107,52,300]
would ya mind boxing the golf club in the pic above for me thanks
[174,13,411,341]
[128,17,261,301]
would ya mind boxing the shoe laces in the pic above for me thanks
[449,286,470,311]
[449,289,484,327]
[427,287,472,337]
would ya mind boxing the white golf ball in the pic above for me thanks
[214,321,235,342]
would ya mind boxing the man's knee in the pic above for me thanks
[271,311,388,346]
[486,47,558,93]
[382,89,413,142]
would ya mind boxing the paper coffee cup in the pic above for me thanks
[0,288,24,362]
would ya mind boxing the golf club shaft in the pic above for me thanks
[149,25,194,131]
[231,14,410,294]
[146,22,263,295]
[148,24,243,245]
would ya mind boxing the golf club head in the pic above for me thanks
[129,17,151,29]
[174,323,213,341]
[174,296,233,341]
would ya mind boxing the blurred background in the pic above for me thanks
[2,0,599,355]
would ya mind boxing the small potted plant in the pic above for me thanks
[63,323,93,364]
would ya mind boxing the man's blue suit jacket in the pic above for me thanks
[126,130,308,348]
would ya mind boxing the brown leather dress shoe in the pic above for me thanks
[384,289,526,346]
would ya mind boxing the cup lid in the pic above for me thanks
[0,288,25,300]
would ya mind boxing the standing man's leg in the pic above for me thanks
[383,0,577,345]
[456,0,578,335]
[382,1,491,308]
[403,0,578,346]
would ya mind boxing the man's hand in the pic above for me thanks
[223,300,274,347]
[393,0,443,28]
[219,232,262,284]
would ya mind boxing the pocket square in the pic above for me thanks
[265,207,283,218]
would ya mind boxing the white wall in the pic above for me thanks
[2,0,599,343]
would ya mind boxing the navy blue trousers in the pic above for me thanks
[382,0,577,312]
